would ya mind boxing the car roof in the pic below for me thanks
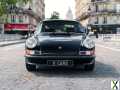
[43,19,79,23]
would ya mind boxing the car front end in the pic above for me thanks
[25,36,95,71]
[25,20,96,71]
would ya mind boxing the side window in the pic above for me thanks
[80,27,86,33]
[34,23,42,35]
[77,24,86,33]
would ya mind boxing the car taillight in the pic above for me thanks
[79,50,95,56]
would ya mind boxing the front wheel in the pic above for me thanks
[26,63,36,72]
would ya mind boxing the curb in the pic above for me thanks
[0,40,25,47]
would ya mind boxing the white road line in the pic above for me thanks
[96,44,120,52]
[0,44,25,51]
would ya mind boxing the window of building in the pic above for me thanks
[11,15,16,23]
[19,15,23,23]
[117,16,120,24]
[103,4,107,11]
[103,16,107,24]
[95,16,99,24]
[95,5,98,12]
[113,16,117,24]
[99,4,104,12]
[96,0,104,1]
[7,15,11,23]
[91,0,95,2]
[117,4,120,12]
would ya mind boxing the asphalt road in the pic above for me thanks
[0,43,120,90]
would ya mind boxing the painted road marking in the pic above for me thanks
[96,44,120,52]
[0,44,25,51]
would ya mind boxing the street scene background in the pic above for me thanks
[0,0,120,90]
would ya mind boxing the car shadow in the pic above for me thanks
[33,61,120,78]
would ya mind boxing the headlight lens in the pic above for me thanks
[83,38,95,49]
[26,37,37,48]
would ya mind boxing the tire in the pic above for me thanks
[84,59,95,71]
[26,63,36,72]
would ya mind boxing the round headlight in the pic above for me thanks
[83,38,95,49]
[26,37,37,48]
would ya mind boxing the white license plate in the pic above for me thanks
[47,60,73,66]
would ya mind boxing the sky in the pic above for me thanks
[45,0,75,19]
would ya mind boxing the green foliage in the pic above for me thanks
[50,11,60,19]
[0,0,31,15]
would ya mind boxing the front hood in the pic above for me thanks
[37,35,84,42]
[35,35,85,54]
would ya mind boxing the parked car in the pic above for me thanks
[25,19,96,71]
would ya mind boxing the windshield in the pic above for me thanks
[40,20,86,33]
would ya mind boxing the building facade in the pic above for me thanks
[75,0,90,27]
[30,0,45,21]
[75,0,120,34]
[2,0,45,34]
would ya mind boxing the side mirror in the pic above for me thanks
[88,31,99,38]
[88,31,94,36]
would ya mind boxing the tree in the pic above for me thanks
[0,0,42,22]
[0,0,31,16]
[50,11,60,19]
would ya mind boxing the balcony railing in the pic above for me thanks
[90,0,120,4]
[91,0,110,3]
[89,9,120,16]
[94,9,117,13]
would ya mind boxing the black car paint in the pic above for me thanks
[25,20,95,70]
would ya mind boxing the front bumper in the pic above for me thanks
[25,55,95,67]
[25,55,95,59]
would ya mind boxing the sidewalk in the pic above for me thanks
[0,34,23,42]
[0,40,26,47]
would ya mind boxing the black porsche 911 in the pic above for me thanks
[25,19,96,71]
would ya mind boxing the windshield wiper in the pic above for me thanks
[49,32,72,36]
[65,31,84,35]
